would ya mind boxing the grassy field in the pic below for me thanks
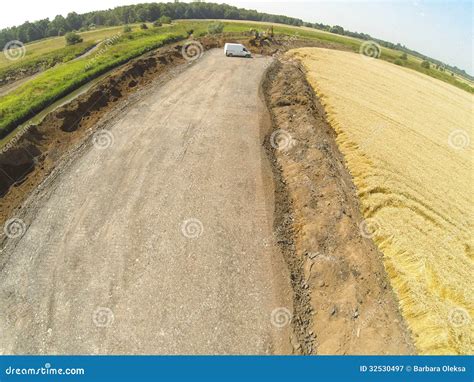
[0,23,213,138]
[1,20,472,139]
[291,47,473,355]
[0,26,128,69]
[0,26,139,88]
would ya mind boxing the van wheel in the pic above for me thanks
[228,53,233,57]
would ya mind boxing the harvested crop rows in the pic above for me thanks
[291,48,473,354]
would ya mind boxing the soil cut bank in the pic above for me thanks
[262,58,415,354]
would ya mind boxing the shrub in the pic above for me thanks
[123,25,132,33]
[394,59,403,66]
[65,32,83,45]
[158,16,172,24]
[140,23,148,30]
[421,60,430,69]
[153,20,162,27]
[208,22,224,35]
[400,53,407,60]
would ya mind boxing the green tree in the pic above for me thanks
[421,60,430,69]
[66,12,82,30]
[65,32,83,45]
[158,15,172,24]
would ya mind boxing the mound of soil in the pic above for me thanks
[262,58,415,354]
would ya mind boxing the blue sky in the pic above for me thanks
[228,0,472,74]
[1,0,472,74]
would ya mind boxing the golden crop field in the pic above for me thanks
[290,47,473,354]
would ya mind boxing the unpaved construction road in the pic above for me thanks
[0,50,292,354]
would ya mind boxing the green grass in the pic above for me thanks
[1,20,472,139]
[0,42,96,83]
[0,24,203,137]
[0,25,129,69]
[0,24,155,86]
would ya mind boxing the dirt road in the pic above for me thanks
[0,50,292,354]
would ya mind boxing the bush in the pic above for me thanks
[421,60,430,69]
[158,16,172,24]
[400,53,408,60]
[153,20,162,27]
[123,25,132,33]
[65,32,83,45]
[208,22,224,35]
[140,23,148,30]
[394,59,403,66]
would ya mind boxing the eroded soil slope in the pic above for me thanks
[262,58,414,354]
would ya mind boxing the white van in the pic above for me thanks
[224,43,251,58]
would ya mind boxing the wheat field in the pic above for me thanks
[290,47,473,354]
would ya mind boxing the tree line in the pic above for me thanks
[0,1,470,80]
